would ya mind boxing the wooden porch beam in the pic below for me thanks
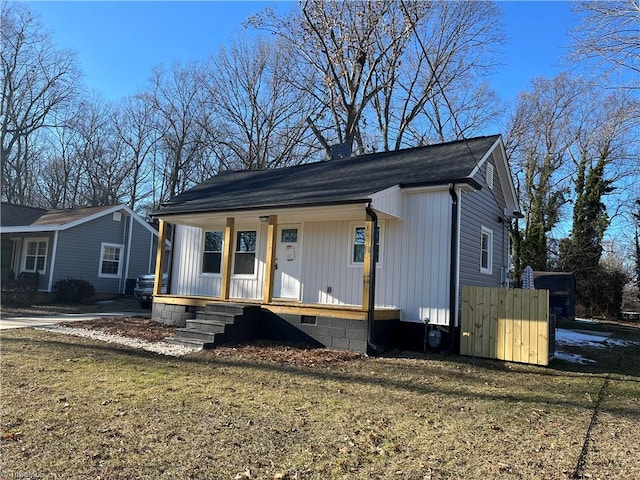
[220,217,235,300]
[263,215,278,304]
[153,220,168,296]
[362,216,373,311]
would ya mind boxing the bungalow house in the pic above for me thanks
[0,204,159,295]
[151,134,521,354]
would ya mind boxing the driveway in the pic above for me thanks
[0,312,144,330]
[0,298,149,330]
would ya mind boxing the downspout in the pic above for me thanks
[123,213,134,295]
[365,203,383,355]
[166,223,175,294]
[47,231,59,293]
[448,184,459,352]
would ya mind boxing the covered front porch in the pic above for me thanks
[150,203,401,353]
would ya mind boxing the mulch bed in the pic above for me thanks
[57,317,363,367]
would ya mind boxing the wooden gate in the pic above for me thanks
[460,287,553,366]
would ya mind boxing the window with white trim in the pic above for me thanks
[99,243,124,278]
[480,227,493,274]
[23,238,48,274]
[350,223,381,266]
[202,231,223,274]
[234,230,257,275]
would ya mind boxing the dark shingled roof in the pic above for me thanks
[1,203,48,226]
[32,205,116,226]
[155,135,500,216]
[1,203,119,228]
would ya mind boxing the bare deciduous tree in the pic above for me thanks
[1,2,80,204]
[205,35,320,171]
[507,74,583,277]
[249,0,504,154]
[571,0,640,88]
[146,62,216,204]
[112,94,161,211]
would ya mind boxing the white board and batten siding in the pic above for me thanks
[170,223,267,300]
[170,189,453,325]
[302,189,452,325]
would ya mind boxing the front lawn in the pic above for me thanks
[1,321,639,479]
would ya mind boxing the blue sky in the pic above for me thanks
[27,1,578,104]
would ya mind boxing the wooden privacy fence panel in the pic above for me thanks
[460,287,552,366]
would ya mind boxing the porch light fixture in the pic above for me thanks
[259,215,270,222]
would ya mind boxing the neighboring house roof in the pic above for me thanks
[31,205,116,226]
[1,204,48,226]
[0,203,158,236]
[155,134,518,217]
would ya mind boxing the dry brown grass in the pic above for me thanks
[1,319,639,479]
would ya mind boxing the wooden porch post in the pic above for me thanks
[263,215,278,304]
[153,220,168,296]
[220,217,235,300]
[362,216,373,311]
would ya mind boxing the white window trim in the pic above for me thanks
[480,226,493,274]
[22,237,49,274]
[98,242,124,278]
[348,221,384,268]
[200,230,223,277]
[232,229,259,279]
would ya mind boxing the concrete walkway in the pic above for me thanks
[0,312,144,330]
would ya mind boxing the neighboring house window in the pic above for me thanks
[234,231,256,275]
[486,163,495,190]
[351,224,381,265]
[23,238,48,274]
[99,243,124,277]
[480,227,493,274]
[202,231,223,274]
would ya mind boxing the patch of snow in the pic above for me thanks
[553,351,596,365]
[35,325,201,357]
[556,328,638,349]
[575,318,599,324]
[556,328,609,348]
[603,337,638,348]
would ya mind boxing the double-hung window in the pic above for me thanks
[351,224,381,265]
[480,227,493,274]
[234,231,256,275]
[23,238,48,274]
[99,243,123,277]
[202,231,223,274]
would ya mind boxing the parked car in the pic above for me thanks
[134,273,168,309]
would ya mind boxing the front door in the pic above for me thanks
[273,224,302,299]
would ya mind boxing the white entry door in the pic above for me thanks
[273,224,302,299]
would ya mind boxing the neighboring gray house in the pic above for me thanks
[150,134,521,353]
[1,204,159,294]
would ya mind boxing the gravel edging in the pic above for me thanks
[35,325,201,357]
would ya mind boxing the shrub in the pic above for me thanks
[3,272,39,291]
[576,264,628,320]
[52,278,96,305]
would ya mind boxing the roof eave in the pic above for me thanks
[399,177,483,191]
[152,197,371,218]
